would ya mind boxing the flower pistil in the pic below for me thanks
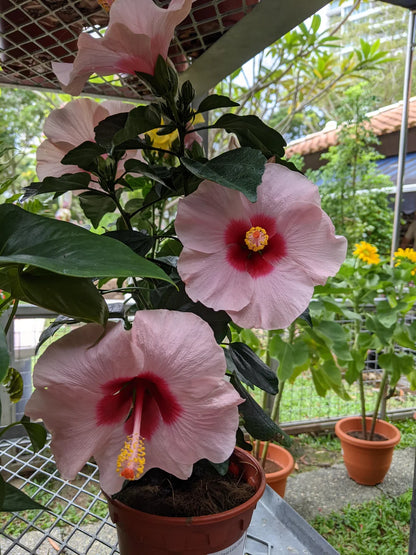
[116,433,146,480]
[97,0,113,12]
[245,226,269,252]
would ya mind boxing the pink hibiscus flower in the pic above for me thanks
[25,310,241,495]
[176,163,347,330]
[52,0,193,96]
[36,98,140,190]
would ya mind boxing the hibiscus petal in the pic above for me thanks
[43,98,105,145]
[278,202,348,284]
[131,310,227,387]
[176,180,251,254]
[53,0,193,96]
[25,386,107,480]
[92,424,127,494]
[151,379,241,467]
[246,163,322,221]
[107,0,193,59]
[37,98,140,189]
[31,322,143,391]
[227,261,315,329]
[36,141,80,181]
[178,249,253,311]
[53,32,152,96]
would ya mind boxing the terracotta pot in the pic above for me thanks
[258,442,294,498]
[104,447,266,555]
[335,416,401,486]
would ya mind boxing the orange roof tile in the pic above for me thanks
[285,97,416,157]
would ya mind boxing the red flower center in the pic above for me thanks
[96,371,182,438]
[96,372,182,480]
[224,215,287,278]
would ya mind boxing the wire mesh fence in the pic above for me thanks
[7,307,416,431]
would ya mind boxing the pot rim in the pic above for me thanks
[335,416,401,449]
[260,442,294,480]
[103,446,266,525]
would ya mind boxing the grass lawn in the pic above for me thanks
[312,489,412,555]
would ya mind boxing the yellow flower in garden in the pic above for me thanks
[393,247,416,274]
[353,241,380,265]
[146,113,205,150]
[146,119,179,150]
[393,247,416,264]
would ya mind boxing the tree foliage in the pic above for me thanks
[325,0,412,108]
[0,88,66,196]
[306,84,394,254]
[212,1,391,151]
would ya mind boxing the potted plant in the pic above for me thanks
[0,0,347,548]
[317,241,416,485]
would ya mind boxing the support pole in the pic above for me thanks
[391,10,416,260]
[410,444,416,555]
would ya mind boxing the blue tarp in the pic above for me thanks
[376,152,416,185]
[377,153,416,214]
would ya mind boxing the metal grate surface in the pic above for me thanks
[0,436,119,554]
[0,436,288,555]
[0,0,259,100]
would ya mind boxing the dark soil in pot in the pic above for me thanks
[113,459,256,517]
[347,430,387,441]
[263,459,282,473]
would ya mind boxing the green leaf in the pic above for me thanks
[321,359,342,387]
[20,416,48,452]
[136,55,178,98]
[112,105,162,145]
[61,141,107,172]
[3,367,23,402]
[0,478,45,512]
[225,342,278,394]
[22,172,91,200]
[197,94,239,113]
[104,230,156,257]
[269,335,296,382]
[231,374,291,445]
[0,267,109,324]
[365,314,395,345]
[314,320,352,361]
[123,159,170,186]
[78,191,117,228]
[0,204,171,283]
[209,460,229,476]
[0,327,9,383]
[345,351,366,384]
[94,111,129,149]
[378,352,415,387]
[211,114,286,158]
[181,147,266,202]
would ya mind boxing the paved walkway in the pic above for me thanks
[284,446,415,522]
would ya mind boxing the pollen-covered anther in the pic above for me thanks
[97,0,113,12]
[245,226,269,252]
[116,434,146,481]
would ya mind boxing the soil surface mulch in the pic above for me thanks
[113,459,256,518]
[347,430,387,441]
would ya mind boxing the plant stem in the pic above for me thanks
[260,383,285,467]
[358,372,367,440]
[369,369,388,439]
[4,299,18,336]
